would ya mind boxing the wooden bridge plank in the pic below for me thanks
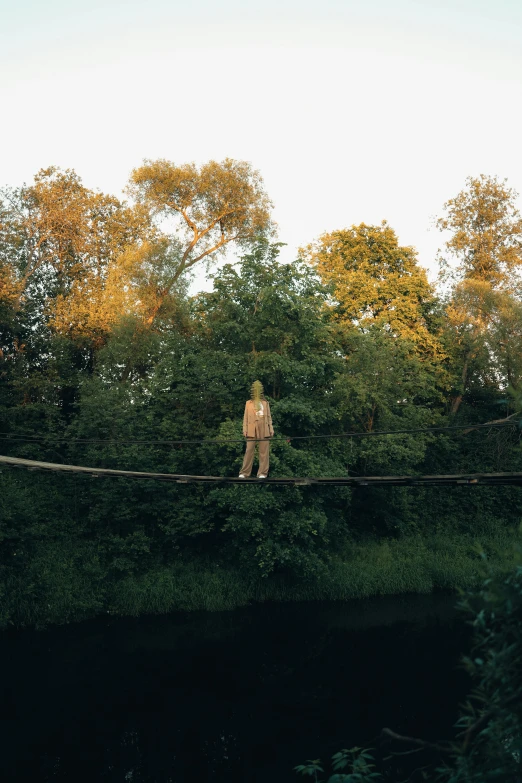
[1,454,522,486]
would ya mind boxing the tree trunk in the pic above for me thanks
[451,353,470,415]
[120,360,132,383]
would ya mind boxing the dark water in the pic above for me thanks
[1,593,473,782]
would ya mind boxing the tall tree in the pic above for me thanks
[302,222,444,361]
[0,167,151,349]
[127,158,274,325]
[51,239,189,339]
[0,167,148,315]
[0,167,157,424]
[437,174,522,290]
[193,241,341,409]
[437,175,522,413]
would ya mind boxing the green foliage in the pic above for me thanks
[433,530,522,782]
[3,168,522,783]
[1,525,518,628]
[1,226,522,628]
[294,531,522,783]
[303,222,442,360]
[108,560,253,614]
[437,175,522,288]
[295,747,383,782]
[4,539,106,627]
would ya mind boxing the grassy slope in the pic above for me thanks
[109,528,520,615]
[3,528,519,628]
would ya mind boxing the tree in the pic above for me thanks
[0,167,148,314]
[127,158,274,325]
[437,175,522,414]
[437,174,522,290]
[188,244,350,574]
[438,535,522,782]
[0,167,159,424]
[0,166,152,352]
[194,241,341,406]
[301,221,444,361]
[51,239,190,340]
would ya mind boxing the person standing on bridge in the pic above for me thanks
[239,380,274,479]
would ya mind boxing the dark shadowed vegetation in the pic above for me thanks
[1,165,522,629]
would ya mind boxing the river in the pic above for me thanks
[1,591,473,782]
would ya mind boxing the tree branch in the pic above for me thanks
[461,412,519,435]
[380,728,453,756]
[181,235,231,270]
[180,208,198,235]
[458,691,521,753]
[179,206,239,245]
[0,187,27,219]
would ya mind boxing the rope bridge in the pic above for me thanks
[2,454,522,486]
[0,420,518,445]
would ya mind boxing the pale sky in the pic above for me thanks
[1,0,521,291]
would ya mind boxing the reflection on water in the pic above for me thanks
[0,592,472,782]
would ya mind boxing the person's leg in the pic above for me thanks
[258,438,270,476]
[240,439,256,476]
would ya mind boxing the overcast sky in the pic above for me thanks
[1,0,521,290]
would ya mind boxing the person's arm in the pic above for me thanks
[243,401,248,437]
[266,402,274,437]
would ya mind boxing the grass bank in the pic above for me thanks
[3,528,519,628]
[109,527,520,616]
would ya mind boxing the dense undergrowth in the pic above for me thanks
[2,176,522,630]
[292,529,522,782]
[2,527,519,629]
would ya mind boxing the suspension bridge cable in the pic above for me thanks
[0,420,518,446]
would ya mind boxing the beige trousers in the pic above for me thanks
[240,421,270,476]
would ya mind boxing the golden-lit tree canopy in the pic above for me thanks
[0,166,153,349]
[0,167,149,312]
[0,258,19,311]
[128,157,275,280]
[437,175,522,413]
[0,161,275,342]
[51,239,187,338]
[302,221,442,358]
[437,174,522,290]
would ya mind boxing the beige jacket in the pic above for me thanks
[243,399,274,439]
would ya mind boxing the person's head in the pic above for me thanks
[250,380,264,410]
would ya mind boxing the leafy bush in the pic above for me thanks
[295,747,383,782]
[434,530,522,782]
[293,528,522,782]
